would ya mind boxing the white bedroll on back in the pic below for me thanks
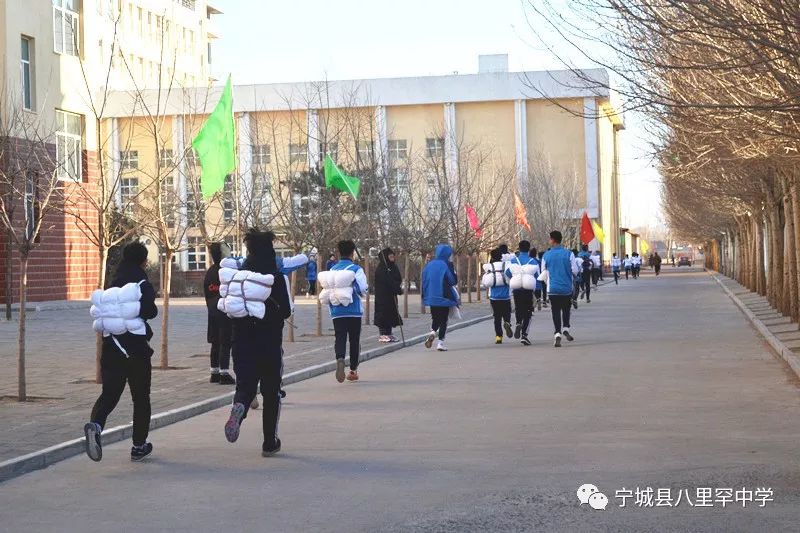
[481,261,507,288]
[90,281,146,336]
[217,257,275,319]
[508,263,539,290]
[317,269,357,306]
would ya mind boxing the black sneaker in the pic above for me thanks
[563,330,574,342]
[503,321,514,338]
[553,334,562,348]
[130,442,153,462]
[521,336,532,346]
[83,422,102,462]
[572,299,578,310]
[218,373,236,385]
[262,438,282,457]
[279,389,287,399]
[210,373,220,383]
[514,324,522,339]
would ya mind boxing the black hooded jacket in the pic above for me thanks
[373,248,403,328]
[104,261,158,358]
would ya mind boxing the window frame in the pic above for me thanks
[53,0,80,56]
[119,176,139,214]
[119,150,139,170]
[187,236,207,271]
[388,139,408,164]
[426,137,444,159]
[289,143,308,164]
[55,109,83,182]
[21,36,35,111]
[251,144,271,166]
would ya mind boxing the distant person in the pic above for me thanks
[578,245,593,303]
[591,250,602,286]
[84,241,158,463]
[571,248,582,309]
[482,247,512,344]
[223,230,291,457]
[542,231,580,348]
[305,252,318,297]
[328,240,368,382]
[670,254,675,267]
[204,242,235,385]
[610,252,622,285]
[653,252,662,276]
[325,253,337,271]
[632,252,642,278]
[374,248,403,343]
[422,243,459,351]
[538,250,549,307]
[623,254,632,280]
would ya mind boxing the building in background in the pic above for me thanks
[0,0,220,304]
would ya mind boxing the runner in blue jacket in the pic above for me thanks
[542,231,580,348]
[422,243,459,351]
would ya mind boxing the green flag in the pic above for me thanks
[324,154,361,199]
[192,75,236,198]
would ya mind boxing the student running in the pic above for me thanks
[611,253,622,285]
[505,240,540,346]
[481,247,513,344]
[84,242,158,463]
[542,231,580,348]
[422,243,459,351]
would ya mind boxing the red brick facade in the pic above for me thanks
[0,144,100,304]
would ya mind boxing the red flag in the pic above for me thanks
[514,192,531,232]
[464,204,482,238]
[580,211,595,244]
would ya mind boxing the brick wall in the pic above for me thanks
[0,141,100,304]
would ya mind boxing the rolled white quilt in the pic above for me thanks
[317,270,356,307]
[217,266,275,319]
[89,282,145,336]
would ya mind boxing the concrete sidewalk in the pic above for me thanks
[2,270,799,532]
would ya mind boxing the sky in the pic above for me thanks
[211,0,662,230]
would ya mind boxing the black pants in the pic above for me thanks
[581,272,592,301]
[430,306,449,340]
[573,279,581,302]
[625,267,631,280]
[613,270,620,284]
[490,299,512,336]
[208,313,232,371]
[549,295,572,334]
[308,280,317,295]
[513,289,533,336]
[655,265,661,275]
[232,320,284,445]
[633,266,640,279]
[91,347,152,446]
[592,268,601,286]
[334,317,361,370]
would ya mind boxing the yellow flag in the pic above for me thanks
[640,239,650,255]
[591,219,605,244]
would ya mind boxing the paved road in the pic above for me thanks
[2,270,800,532]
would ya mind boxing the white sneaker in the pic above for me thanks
[553,333,562,348]
[424,331,436,349]
[436,340,448,351]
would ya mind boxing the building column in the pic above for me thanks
[443,102,458,178]
[237,112,252,230]
[374,105,388,172]
[307,109,320,168]
[583,97,600,219]
[514,99,528,181]
[110,118,121,207]
[173,115,189,271]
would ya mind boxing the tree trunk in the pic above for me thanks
[770,201,783,312]
[316,253,322,336]
[792,182,800,320]
[95,244,109,383]
[785,194,798,320]
[363,257,371,325]
[466,254,473,303]
[420,256,426,315]
[160,250,173,369]
[403,253,409,319]
[17,254,29,401]
[4,228,11,321]
[475,254,481,302]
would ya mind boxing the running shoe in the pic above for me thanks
[262,438,281,457]
[224,402,246,443]
[336,358,346,383]
[503,321,513,338]
[130,442,153,462]
[346,370,359,381]
[553,333,562,348]
[563,330,574,342]
[424,331,436,349]
[436,340,448,352]
[83,422,102,462]
[495,336,503,344]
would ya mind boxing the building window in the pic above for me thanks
[357,141,374,166]
[388,139,407,164]
[321,142,338,162]
[426,174,440,218]
[185,149,198,168]
[186,188,197,227]
[53,0,79,56]
[289,143,308,164]
[159,149,174,168]
[426,138,444,159]
[55,109,82,181]
[391,168,410,210]
[252,174,271,224]
[21,37,34,110]
[187,237,206,271]
[251,144,271,166]
[223,175,234,222]
[161,175,176,228]
[120,176,139,214]
[119,150,138,170]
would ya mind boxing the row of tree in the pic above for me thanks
[526,0,800,320]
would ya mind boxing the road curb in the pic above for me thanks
[0,313,490,483]
[709,270,800,379]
